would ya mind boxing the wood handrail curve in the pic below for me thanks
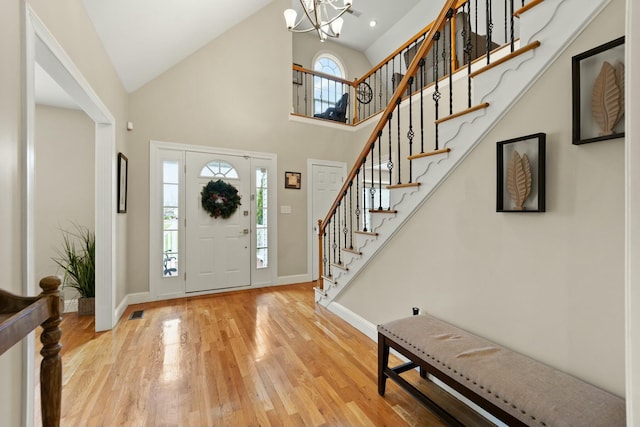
[319,0,459,236]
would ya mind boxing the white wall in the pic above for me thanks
[337,0,626,397]
[34,105,94,301]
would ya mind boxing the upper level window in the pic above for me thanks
[200,160,238,179]
[313,54,346,115]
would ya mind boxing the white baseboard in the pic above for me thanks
[63,299,77,313]
[115,292,151,322]
[326,302,378,342]
[277,274,311,285]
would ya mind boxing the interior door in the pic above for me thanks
[185,152,251,292]
[311,163,345,280]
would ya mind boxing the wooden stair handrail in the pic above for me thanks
[319,0,459,236]
[355,0,468,85]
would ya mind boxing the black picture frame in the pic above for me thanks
[572,36,625,145]
[285,171,301,189]
[117,152,128,213]
[497,133,546,213]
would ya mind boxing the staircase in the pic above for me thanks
[315,0,611,306]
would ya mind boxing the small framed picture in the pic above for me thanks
[117,152,128,213]
[497,133,546,213]
[285,171,301,189]
[572,36,625,145]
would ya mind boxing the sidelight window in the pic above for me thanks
[256,168,268,269]
[163,160,180,277]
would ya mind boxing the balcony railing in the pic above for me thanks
[291,0,530,126]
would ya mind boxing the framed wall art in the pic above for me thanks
[117,152,128,213]
[497,133,546,213]
[285,171,301,189]
[572,36,625,145]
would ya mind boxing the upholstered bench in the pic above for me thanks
[378,314,625,427]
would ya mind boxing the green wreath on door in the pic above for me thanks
[200,179,242,219]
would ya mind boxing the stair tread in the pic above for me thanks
[408,148,451,161]
[331,262,349,271]
[387,182,421,190]
[369,209,398,214]
[435,103,490,125]
[469,40,541,79]
[342,248,363,256]
[322,275,337,284]
[514,0,543,18]
[355,230,379,236]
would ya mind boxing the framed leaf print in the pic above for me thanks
[497,133,546,213]
[572,36,625,145]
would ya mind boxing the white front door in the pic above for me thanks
[311,162,345,280]
[185,152,251,292]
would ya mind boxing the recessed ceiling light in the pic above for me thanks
[369,20,377,28]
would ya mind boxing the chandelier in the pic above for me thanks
[284,0,353,42]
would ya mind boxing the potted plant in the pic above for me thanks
[53,225,95,316]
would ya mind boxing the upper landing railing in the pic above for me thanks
[291,0,532,126]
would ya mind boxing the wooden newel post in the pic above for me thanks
[39,276,62,427]
[317,219,324,284]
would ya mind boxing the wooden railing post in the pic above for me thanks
[39,276,62,427]
[317,219,324,283]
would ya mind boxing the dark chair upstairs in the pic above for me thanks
[314,93,349,123]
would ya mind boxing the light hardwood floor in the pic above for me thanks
[36,283,492,426]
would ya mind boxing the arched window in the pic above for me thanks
[199,160,239,179]
[313,54,347,116]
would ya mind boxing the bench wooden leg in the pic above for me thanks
[378,332,389,396]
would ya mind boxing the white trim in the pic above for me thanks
[278,274,311,285]
[23,5,118,426]
[326,302,377,341]
[307,159,347,281]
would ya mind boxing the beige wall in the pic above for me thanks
[34,105,95,300]
[127,0,360,291]
[337,0,626,397]
[1,0,129,423]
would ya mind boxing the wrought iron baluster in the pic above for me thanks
[362,158,368,232]
[486,0,493,64]
[433,31,441,150]
[355,169,361,232]
[342,192,348,255]
[370,142,376,213]
[396,98,402,185]
[378,130,383,210]
[304,73,309,116]
[475,0,479,60]
[420,58,425,154]
[446,8,454,116]
[510,0,515,52]
[333,208,338,266]
[504,0,508,45]
[464,2,473,109]
[348,182,353,249]
[326,219,331,278]
[408,76,414,183]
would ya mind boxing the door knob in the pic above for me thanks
[243,229,249,235]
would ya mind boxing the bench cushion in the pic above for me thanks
[378,315,625,427]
